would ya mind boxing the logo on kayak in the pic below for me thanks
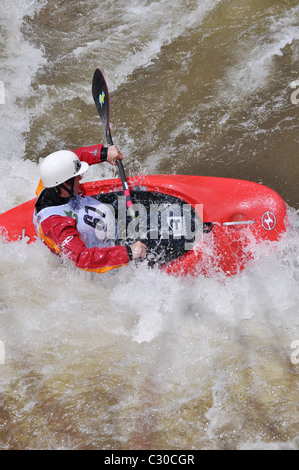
[167,216,184,237]
[261,211,276,230]
[99,91,105,108]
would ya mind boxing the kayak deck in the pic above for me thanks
[0,174,288,276]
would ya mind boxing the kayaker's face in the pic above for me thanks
[60,175,82,197]
[72,175,82,194]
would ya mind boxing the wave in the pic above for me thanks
[221,4,299,102]
[0,0,47,155]
[72,0,223,91]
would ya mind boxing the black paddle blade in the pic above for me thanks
[92,68,113,146]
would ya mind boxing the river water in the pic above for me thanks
[0,0,298,450]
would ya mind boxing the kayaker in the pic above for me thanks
[33,144,146,273]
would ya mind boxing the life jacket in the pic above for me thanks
[33,192,117,249]
[36,178,44,197]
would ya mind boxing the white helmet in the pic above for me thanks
[39,150,89,188]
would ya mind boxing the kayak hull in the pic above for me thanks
[0,174,288,276]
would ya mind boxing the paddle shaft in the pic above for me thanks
[106,128,135,219]
[92,68,135,219]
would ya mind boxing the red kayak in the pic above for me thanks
[0,173,287,277]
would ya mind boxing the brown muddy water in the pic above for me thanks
[0,0,298,450]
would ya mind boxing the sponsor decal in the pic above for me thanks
[167,215,184,237]
[61,236,74,247]
[74,160,81,172]
[64,209,79,224]
[99,91,105,107]
[261,211,276,230]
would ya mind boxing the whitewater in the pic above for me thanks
[0,0,298,450]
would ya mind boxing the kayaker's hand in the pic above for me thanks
[107,145,123,165]
[130,241,147,260]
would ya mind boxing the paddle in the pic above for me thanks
[92,68,136,220]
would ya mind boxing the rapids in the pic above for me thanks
[0,0,298,450]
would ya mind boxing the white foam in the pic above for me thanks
[0,0,298,450]
[73,0,222,92]
[0,0,47,210]
[221,5,299,102]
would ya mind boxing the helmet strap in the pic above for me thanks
[59,177,75,198]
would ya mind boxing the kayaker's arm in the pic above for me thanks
[38,214,132,273]
[74,144,123,166]
[35,144,123,197]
